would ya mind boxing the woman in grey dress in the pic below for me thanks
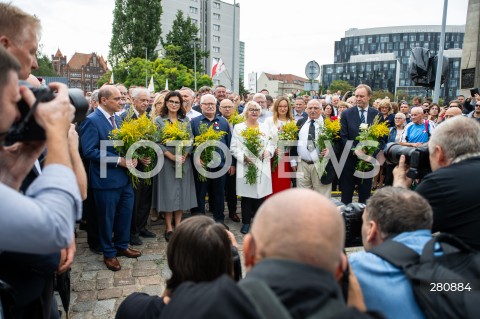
[153,91,197,241]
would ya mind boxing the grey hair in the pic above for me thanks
[200,93,217,105]
[180,87,195,97]
[366,187,433,238]
[253,93,266,101]
[395,112,406,119]
[131,87,149,100]
[410,106,423,115]
[90,89,99,103]
[428,116,480,161]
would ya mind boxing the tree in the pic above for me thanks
[109,0,162,66]
[162,10,209,72]
[371,90,395,104]
[98,57,212,91]
[238,77,248,97]
[328,80,354,95]
[32,44,57,77]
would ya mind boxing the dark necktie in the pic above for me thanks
[110,115,117,129]
[359,110,365,124]
[308,119,316,141]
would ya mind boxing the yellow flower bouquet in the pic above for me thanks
[273,120,298,172]
[228,111,245,127]
[316,118,341,151]
[193,123,227,182]
[241,127,263,185]
[354,116,389,173]
[109,114,160,187]
[161,120,192,178]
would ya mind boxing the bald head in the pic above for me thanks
[249,189,344,274]
[444,107,462,120]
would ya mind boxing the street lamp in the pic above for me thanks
[192,37,198,91]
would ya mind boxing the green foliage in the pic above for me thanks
[109,0,162,66]
[105,57,212,91]
[32,44,57,76]
[162,10,209,72]
[97,71,112,87]
[370,90,395,104]
[328,80,354,95]
[238,77,248,96]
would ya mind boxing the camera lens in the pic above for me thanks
[384,142,415,165]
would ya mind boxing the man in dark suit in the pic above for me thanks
[81,85,141,271]
[291,99,334,197]
[120,87,156,246]
[340,84,383,204]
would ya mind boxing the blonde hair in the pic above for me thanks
[241,101,261,120]
[150,94,165,119]
[272,97,293,125]
[0,3,41,45]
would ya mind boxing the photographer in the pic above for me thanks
[0,46,81,254]
[393,116,480,251]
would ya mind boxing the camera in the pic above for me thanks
[5,81,88,143]
[331,198,365,248]
[384,142,431,180]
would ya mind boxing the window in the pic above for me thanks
[213,35,220,42]
[350,65,356,72]
[190,6,198,14]
[213,24,220,31]
[326,67,333,74]
[213,2,220,9]
[419,33,425,41]
[380,35,389,43]
[213,46,220,53]
[409,35,416,42]
[368,36,373,44]
[359,37,365,44]
[403,35,408,41]
[453,61,460,68]
[336,66,344,73]
[213,13,220,20]
[390,63,396,70]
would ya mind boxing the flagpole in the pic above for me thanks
[231,0,236,92]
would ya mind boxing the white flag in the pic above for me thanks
[165,78,169,90]
[109,72,114,84]
[211,58,226,78]
[148,76,155,92]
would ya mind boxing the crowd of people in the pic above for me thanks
[2,2,480,318]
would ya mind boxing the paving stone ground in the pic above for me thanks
[61,196,362,318]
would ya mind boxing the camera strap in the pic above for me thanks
[7,96,43,137]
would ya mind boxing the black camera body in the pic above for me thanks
[339,202,366,248]
[384,142,431,180]
[5,82,88,144]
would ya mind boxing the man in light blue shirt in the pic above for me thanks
[349,187,432,319]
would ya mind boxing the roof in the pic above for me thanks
[67,52,109,71]
[54,48,63,58]
[263,73,308,83]
[345,25,465,37]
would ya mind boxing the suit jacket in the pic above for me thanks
[80,108,130,189]
[293,117,335,185]
[340,106,384,154]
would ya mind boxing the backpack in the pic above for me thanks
[370,233,480,319]
[238,279,345,319]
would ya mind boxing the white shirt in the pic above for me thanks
[186,108,202,119]
[357,106,369,123]
[296,117,323,163]
[98,106,115,125]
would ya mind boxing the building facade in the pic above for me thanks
[322,25,465,101]
[159,0,241,92]
[257,73,308,98]
[51,49,108,93]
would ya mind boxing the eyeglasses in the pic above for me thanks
[202,103,216,107]
[167,100,181,105]
[394,117,404,120]
[248,109,260,112]
[476,104,480,107]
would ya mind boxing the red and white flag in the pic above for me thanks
[211,58,226,78]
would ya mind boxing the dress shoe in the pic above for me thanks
[164,230,173,242]
[116,248,142,258]
[139,229,156,238]
[216,221,229,230]
[240,224,250,235]
[129,235,143,246]
[104,257,121,271]
[229,213,240,223]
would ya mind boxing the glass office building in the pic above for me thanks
[322,25,464,101]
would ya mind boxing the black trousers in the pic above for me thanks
[131,179,153,235]
[84,185,100,249]
[241,197,265,224]
[225,173,237,214]
[340,156,373,204]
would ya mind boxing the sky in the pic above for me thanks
[10,0,469,82]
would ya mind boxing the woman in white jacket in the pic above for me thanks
[230,101,276,234]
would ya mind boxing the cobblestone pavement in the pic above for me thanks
[64,195,362,318]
